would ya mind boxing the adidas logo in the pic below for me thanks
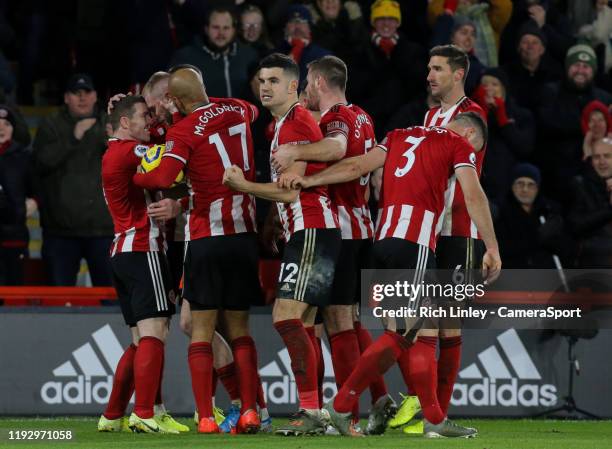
[452,329,557,408]
[41,324,125,405]
[258,343,337,405]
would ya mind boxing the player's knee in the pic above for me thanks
[440,327,461,338]
[179,314,192,336]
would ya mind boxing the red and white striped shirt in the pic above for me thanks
[270,103,338,241]
[375,126,476,251]
[424,96,486,239]
[102,139,164,255]
[162,98,258,240]
[322,103,374,240]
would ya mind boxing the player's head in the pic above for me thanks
[109,95,151,142]
[205,6,237,51]
[511,163,540,208]
[592,138,612,179]
[305,55,347,110]
[448,111,487,152]
[167,68,208,115]
[142,71,170,122]
[168,63,204,82]
[257,53,300,112]
[427,45,469,100]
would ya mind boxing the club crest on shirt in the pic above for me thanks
[133,144,148,158]
[469,152,476,165]
[166,140,174,152]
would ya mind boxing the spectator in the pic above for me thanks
[350,0,427,138]
[275,4,332,81]
[0,106,34,285]
[537,44,612,201]
[472,67,535,203]
[578,0,612,75]
[568,139,612,268]
[496,163,570,268]
[32,74,113,286]
[428,0,512,67]
[239,4,273,59]
[449,16,486,95]
[305,0,369,68]
[171,6,258,98]
[384,91,438,133]
[501,21,563,112]
[581,100,612,160]
[499,0,574,66]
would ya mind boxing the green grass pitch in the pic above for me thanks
[1,417,612,449]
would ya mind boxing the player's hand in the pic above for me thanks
[223,165,247,191]
[74,118,97,140]
[481,248,502,285]
[25,198,38,218]
[278,172,307,190]
[147,198,181,220]
[107,93,129,114]
[271,144,297,173]
[159,95,178,115]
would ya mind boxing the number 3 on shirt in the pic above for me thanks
[209,123,250,171]
[395,135,426,177]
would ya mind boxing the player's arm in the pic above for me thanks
[223,162,306,203]
[147,197,184,220]
[283,145,386,190]
[133,156,185,190]
[272,134,347,172]
[455,166,502,283]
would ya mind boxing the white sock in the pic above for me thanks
[154,403,167,415]
[260,407,270,421]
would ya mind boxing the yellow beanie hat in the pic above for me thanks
[370,0,401,26]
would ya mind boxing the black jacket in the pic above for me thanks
[495,192,571,269]
[32,106,113,237]
[567,167,612,268]
[0,141,33,245]
[537,80,612,201]
[482,96,535,204]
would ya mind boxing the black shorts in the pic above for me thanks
[370,238,437,337]
[330,239,372,306]
[276,228,341,307]
[183,233,262,311]
[110,251,176,327]
[435,237,485,327]
[166,240,186,293]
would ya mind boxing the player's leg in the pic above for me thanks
[303,307,324,409]
[325,239,432,436]
[99,258,138,432]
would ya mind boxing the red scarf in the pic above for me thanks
[0,140,10,156]
[371,32,398,58]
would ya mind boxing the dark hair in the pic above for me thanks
[454,111,488,149]
[109,95,147,131]
[206,6,237,28]
[308,55,347,91]
[258,52,300,80]
[429,44,470,81]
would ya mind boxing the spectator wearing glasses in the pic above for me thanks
[239,4,273,59]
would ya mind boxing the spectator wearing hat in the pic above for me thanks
[568,138,612,268]
[472,67,535,204]
[499,0,574,65]
[305,0,369,70]
[275,4,332,81]
[0,106,35,285]
[501,21,563,112]
[537,44,612,202]
[171,6,258,98]
[495,163,571,268]
[428,0,512,67]
[350,0,427,139]
[32,73,113,286]
[449,16,487,95]
[581,100,612,160]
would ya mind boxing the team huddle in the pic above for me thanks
[98,44,501,438]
